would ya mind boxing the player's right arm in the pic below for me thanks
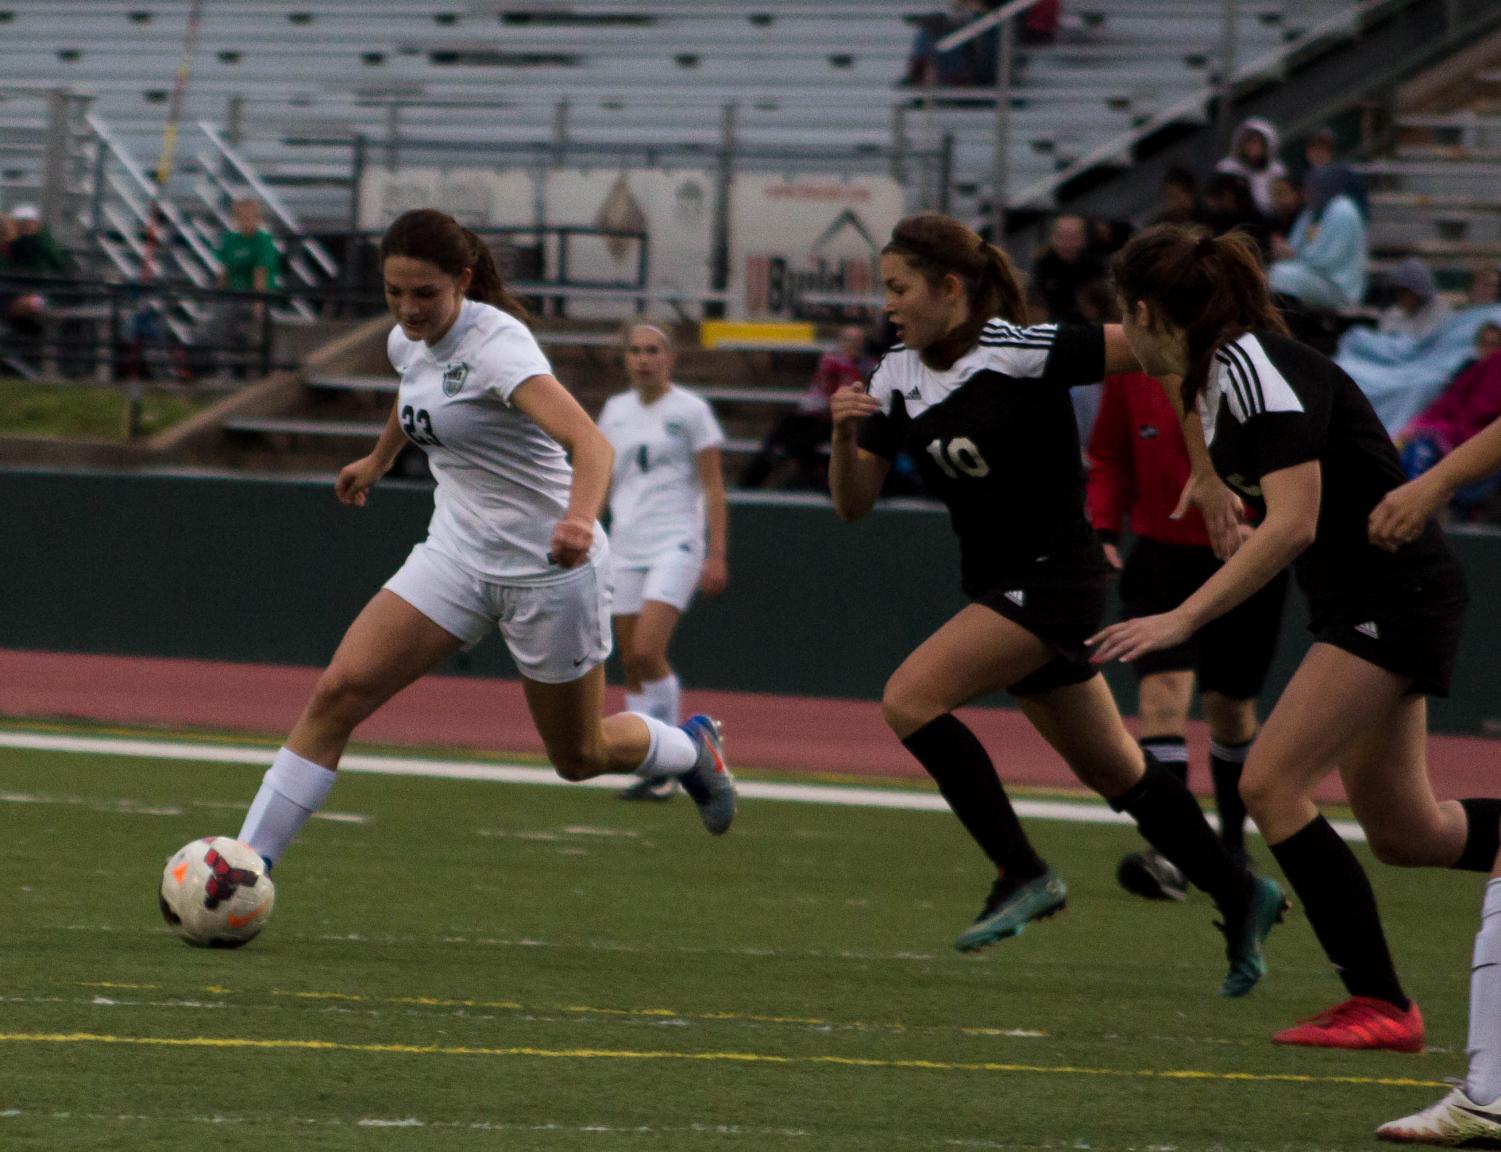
[828,383,889,521]
[335,397,407,507]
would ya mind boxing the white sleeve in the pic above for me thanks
[475,319,554,404]
[867,352,902,416]
[386,326,408,374]
[688,397,726,453]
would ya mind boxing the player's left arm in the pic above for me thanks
[696,446,729,596]
[1089,461,1318,663]
[512,373,614,568]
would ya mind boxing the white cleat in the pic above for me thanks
[1378,1086,1501,1147]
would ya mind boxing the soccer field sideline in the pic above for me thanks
[0,727,1368,842]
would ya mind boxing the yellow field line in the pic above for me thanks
[0,1031,1448,1089]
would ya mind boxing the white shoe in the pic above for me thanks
[1378,1085,1501,1146]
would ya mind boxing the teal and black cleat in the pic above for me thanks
[1218,874,1289,998]
[954,869,1068,953]
[678,714,736,836]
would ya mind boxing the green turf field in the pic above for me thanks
[0,727,1480,1151]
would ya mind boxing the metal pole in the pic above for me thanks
[41,89,71,236]
[890,104,908,186]
[991,16,1013,240]
[226,94,244,147]
[552,99,570,167]
[345,133,366,312]
[1215,0,1239,152]
[709,101,736,320]
[938,132,955,215]
[385,102,400,171]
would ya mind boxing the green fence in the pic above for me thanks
[4,469,1499,734]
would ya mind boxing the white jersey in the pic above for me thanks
[599,384,724,564]
[387,299,603,582]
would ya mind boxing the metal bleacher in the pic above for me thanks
[0,0,1361,227]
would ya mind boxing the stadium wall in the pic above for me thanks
[7,469,1501,735]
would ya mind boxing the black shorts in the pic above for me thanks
[1308,565,1469,698]
[1119,538,1289,701]
[974,571,1108,697]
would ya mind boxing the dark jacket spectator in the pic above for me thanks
[903,0,997,88]
[1201,172,1272,263]
[1030,214,1106,324]
[1153,166,1202,227]
[1215,117,1287,218]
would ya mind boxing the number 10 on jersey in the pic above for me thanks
[926,436,990,478]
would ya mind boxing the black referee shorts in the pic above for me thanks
[1118,537,1288,702]
[1309,564,1469,699]
[974,571,1109,697]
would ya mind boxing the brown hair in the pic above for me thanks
[1112,224,1288,410]
[379,208,531,325]
[883,212,1028,371]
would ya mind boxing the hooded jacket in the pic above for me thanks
[1215,117,1288,218]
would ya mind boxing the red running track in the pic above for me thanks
[2,648,1499,805]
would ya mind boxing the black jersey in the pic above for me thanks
[1203,331,1457,609]
[858,319,1106,595]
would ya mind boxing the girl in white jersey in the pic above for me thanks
[597,324,729,801]
[232,210,736,879]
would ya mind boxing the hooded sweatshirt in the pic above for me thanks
[1216,117,1288,218]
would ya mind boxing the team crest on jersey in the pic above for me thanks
[664,419,686,437]
[441,362,469,397]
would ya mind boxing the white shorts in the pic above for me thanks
[384,542,613,684]
[611,546,704,615]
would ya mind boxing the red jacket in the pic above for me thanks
[1086,372,1212,548]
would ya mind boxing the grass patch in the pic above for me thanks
[0,378,213,441]
[0,737,1477,1151]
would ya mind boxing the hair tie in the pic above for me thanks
[1195,234,1217,257]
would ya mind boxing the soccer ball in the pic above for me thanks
[159,836,276,948]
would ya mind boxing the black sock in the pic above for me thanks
[1210,738,1253,856]
[1110,754,1251,917]
[1268,815,1409,1009]
[902,714,1047,882]
[1140,735,1188,786]
[1458,798,1501,873]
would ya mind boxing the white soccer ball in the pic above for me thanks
[159,836,276,948]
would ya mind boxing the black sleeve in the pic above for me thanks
[1041,322,1106,389]
[1239,411,1323,478]
[856,392,908,460]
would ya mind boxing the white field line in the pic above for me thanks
[0,730,1367,842]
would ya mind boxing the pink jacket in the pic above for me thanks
[1406,350,1501,452]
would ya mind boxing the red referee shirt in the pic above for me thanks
[1086,372,1213,548]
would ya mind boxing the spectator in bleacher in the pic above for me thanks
[1215,118,1287,218]
[0,204,68,338]
[1201,172,1272,264]
[1303,126,1369,222]
[1267,175,1304,241]
[210,197,282,378]
[902,0,998,88]
[1152,166,1202,228]
[1378,257,1450,342]
[1267,164,1368,312]
[1031,213,1107,324]
[1018,0,1061,45]
[740,323,871,489]
[1397,322,1501,518]
[1470,266,1501,307]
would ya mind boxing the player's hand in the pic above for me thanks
[699,555,728,597]
[1102,541,1122,571]
[335,454,386,507]
[829,383,879,436]
[1087,610,1193,665]
[1173,470,1244,560]
[549,516,594,568]
[1369,473,1445,552]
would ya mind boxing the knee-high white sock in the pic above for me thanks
[237,747,337,866]
[1467,878,1501,1104]
[624,689,650,718]
[640,674,681,724]
[632,713,699,778]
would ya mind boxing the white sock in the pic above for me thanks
[632,713,699,778]
[237,746,337,866]
[640,674,681,724]
[1467,878,1501,1104]
[624,689,650,718]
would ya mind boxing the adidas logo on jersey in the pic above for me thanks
[1004,590,1026,607]
[1354,621,1380,640]
[905,386,921,400]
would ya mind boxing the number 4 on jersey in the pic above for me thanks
[926,436,990,479]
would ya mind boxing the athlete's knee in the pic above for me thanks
[1203,692,1257,744]
[624,644,668,685]
[881,672,941,737]
[1236,763,1284,821]
[549,744,608,782]
[1365,825,1427,868]
[308,665,383,726]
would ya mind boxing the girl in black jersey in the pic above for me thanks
[1093,224,1501,1065]
[829,213,1283,997]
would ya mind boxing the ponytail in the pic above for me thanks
[885,213,1028,371]
[380,208,532,326]
[1112,224,1287,410]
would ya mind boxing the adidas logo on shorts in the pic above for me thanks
[1354,621,1380,640]
[1004,590,1026,607]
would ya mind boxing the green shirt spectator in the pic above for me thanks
[216,198,280,294]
